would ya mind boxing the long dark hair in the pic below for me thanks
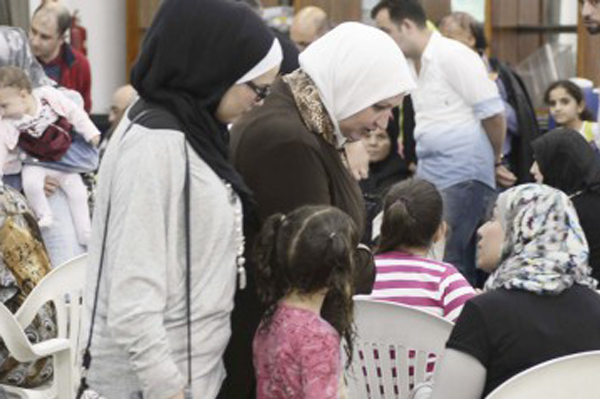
[544,80,594,122]
[532,128,600,196]
[254,205,358,363]
[378,178,443,253]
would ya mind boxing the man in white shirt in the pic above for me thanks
[372,0,507,286]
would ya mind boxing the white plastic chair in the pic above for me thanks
[344,298,454,399]
[485,350,600,399]
[0,253,88,399]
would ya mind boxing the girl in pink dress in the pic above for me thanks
[253,205,359,399]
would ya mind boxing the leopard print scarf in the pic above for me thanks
[283,69,337,147]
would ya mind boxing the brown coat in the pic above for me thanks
[230,78,366,234]
[220,77,369,399]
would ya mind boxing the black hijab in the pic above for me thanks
[532,128,600,195]
[130,0,275,208]
[360,109,410,197]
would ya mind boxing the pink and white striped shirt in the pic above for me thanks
[370,251,475,322]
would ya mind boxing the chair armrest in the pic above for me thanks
[0,303,69,362]
[29,338,71,358]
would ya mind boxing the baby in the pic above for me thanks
[0,66,100,246]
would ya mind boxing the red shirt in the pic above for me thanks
[39,43,92,113]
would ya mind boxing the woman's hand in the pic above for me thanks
[344,141,369,181]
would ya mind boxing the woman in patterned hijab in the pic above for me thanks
[426,184,600,399]
[480,183,596,294]
[0,26,57,391]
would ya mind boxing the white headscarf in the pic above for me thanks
[299,22,416,139]
[236,39,283,84]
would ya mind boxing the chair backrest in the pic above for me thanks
[485,350,600,399]
[15,253,88,368]
[344,298,454,399]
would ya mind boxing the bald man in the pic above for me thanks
[29,3,92,112]
[108,84,137,127]
[290,6,330,52]
[99,84,137,155]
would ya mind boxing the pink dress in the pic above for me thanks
[253,303,341,399]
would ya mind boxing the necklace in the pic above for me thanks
[224,182,246,290]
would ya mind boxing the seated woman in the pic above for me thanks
[360,121,411,242]
[0,26,93,267]
[428,184,600,399]
[531,128,600,280]
[0,184,56,388]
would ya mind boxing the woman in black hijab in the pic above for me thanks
[82,1,282,398]
[360,111,411,242]
[531,128,600,280]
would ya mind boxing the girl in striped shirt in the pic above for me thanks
[371,178,475,322]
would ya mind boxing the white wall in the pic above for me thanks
[451,0,485,22]
[29,0,127,114]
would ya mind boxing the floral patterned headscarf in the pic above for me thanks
[0,26,54,88]
[484,183,597,295]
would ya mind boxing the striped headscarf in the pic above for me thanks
[484,183,597,294]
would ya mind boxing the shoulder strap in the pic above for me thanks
[183,143,193,396]
[77,106,194,398]
[76,109,151,398]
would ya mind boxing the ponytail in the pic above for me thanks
[320,230,356,367]
[254,213,288,330]
[377,179,443,254]
[379,197,417,253]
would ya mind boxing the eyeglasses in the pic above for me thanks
[357,243,373,256]
[245,81,271,101]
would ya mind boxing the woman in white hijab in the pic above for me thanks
[223,22,416,399]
